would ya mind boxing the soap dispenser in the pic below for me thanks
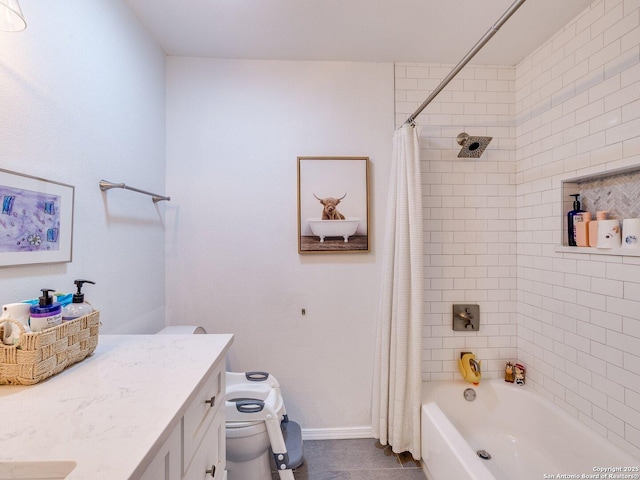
[29,289,63,332]
[567,194,586,246]
[62,280,95,321]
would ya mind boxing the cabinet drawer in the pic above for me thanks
[183,362,224,470]
[183,413,226,480]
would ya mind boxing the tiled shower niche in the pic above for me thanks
[561,166,640,255]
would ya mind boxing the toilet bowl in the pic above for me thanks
[226,421,272,480]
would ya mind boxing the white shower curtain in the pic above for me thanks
[372,123,423,459]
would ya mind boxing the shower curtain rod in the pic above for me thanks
[404,0,527,126]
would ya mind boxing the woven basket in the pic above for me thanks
[0,310,100,385]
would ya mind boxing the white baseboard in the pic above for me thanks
[301,426,373,440]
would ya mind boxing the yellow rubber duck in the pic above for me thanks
[458,352,481,385]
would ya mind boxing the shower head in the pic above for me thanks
[456,132,493,158]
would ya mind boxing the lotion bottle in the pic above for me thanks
[567,194,585,246]
[62,280,95,321]
[29,289,62,332]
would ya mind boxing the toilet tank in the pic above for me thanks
[157,325,207,335]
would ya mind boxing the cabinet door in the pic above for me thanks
[183,413,225,480]
[183,363,224,471]
[139,425,182,480]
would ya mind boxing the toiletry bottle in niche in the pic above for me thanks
[575,212,591,247]
[62,280,95,321]
[567,194,585,246]
[29,289,62,332]
[589,211,608,247]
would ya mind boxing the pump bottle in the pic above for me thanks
[29,289,62,332]
[62,280,95,321]
[567,194,586,246]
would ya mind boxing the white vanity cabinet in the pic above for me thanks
[0,334,233,480]
[139,426,182,480]
[140,357,227,480]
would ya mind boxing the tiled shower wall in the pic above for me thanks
[396,0,640,457]
[395,63,519,381]
[516,0,640,457]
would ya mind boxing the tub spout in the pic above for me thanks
[458,352,481,386]
[469,358,481,375]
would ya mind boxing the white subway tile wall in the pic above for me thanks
[397,0,640,458]
[517,0,640,458]
[396,61,519,383]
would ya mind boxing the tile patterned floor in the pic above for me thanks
[271,438,426,480]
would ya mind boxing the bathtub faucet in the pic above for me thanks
[469,358,480,374]
[455,308,475,329]
[458,352,482,386]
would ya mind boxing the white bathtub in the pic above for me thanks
[421,379,640,480]
[306,217,360,242]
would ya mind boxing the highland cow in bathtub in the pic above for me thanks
[313,193,346,220]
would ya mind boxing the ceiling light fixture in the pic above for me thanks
[0,0,26,32]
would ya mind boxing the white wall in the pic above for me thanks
[395,63,518,381]
[165,58,394,435]
[516,0,640,457]
[0,0,166,333]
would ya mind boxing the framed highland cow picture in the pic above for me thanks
[297,156,369,254]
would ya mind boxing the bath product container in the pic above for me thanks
[574,212,591,247]
[597,219,621,249]
[505,362,515,383]
[589,211,608,247]
[62,280,95,321]
[622,218,640,249]
[567,194,585,246]
[29,289,62,332]
[515,363,525,385]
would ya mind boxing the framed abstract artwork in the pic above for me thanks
[0,169,74,266]
[297,156,369,254]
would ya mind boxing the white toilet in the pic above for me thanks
[225,371,302,480]
[157,326,303,480]
[226,421,272,480]
[225,372,284,480]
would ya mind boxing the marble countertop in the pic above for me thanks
[0,333,234,479]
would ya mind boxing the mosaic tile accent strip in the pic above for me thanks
[578,170,640,220]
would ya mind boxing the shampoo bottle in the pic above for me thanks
[567,194,586,246]
[589,211,608,247]
[575,212,591,247]
[29,289,62,332]
[62,280,95,321]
